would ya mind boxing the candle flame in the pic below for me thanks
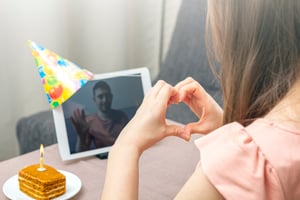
[39,144,45,171]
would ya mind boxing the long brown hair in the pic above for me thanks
[206,0,300,125]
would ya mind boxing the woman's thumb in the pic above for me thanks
[165,125,190,141]
[184,121,215,135]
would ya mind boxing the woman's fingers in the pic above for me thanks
[164,124,189,141]
[177,78,206,101]
[174,77,224,135]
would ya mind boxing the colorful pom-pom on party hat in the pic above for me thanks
[28,40,93,109]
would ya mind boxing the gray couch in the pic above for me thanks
[16,0,222,155]
[16,110,57,154]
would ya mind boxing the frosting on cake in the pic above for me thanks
[18,164,66,200]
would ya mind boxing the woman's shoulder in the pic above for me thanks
[196,118,300,172]
[194,121,247,148]
[195,119,300,199]
[196,118,300,148]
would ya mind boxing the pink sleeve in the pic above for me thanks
[195,123,285,200]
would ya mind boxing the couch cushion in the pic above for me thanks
[16,110,57,154]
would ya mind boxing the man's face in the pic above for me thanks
[93,88,112,113]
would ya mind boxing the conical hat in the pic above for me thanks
[28,40,93,109]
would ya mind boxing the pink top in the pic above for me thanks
[195,118,300,200]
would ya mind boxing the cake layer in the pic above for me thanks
[19,180,65,195]
[19,164,65,186]
[18,176,65,191]
[19,183,65,200]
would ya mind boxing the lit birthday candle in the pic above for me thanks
[38,144,46,171]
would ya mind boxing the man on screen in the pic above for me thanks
[71,81,129,152]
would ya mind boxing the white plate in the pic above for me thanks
[2,170,81,200]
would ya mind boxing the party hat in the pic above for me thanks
[28,40,93,109]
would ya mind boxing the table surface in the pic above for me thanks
[1,133,200,199]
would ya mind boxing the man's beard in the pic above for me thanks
[99,104,111,113]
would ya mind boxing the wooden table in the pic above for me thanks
[1,134,200,199]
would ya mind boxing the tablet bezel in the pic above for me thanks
[52,67,151,161]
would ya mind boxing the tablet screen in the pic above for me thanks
[53,67,151,160]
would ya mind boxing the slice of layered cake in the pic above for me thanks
[18,164,66,200]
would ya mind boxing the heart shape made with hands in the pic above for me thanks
[165,98,206,138]
[148,78,223,137]
[165,91,223,136]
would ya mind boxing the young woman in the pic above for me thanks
[101,0,300,199]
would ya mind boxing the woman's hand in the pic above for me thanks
[175,77,223,135]
[102,79,221,200]
[114,80,186,154]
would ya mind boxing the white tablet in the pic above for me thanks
[52,67,152,161]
